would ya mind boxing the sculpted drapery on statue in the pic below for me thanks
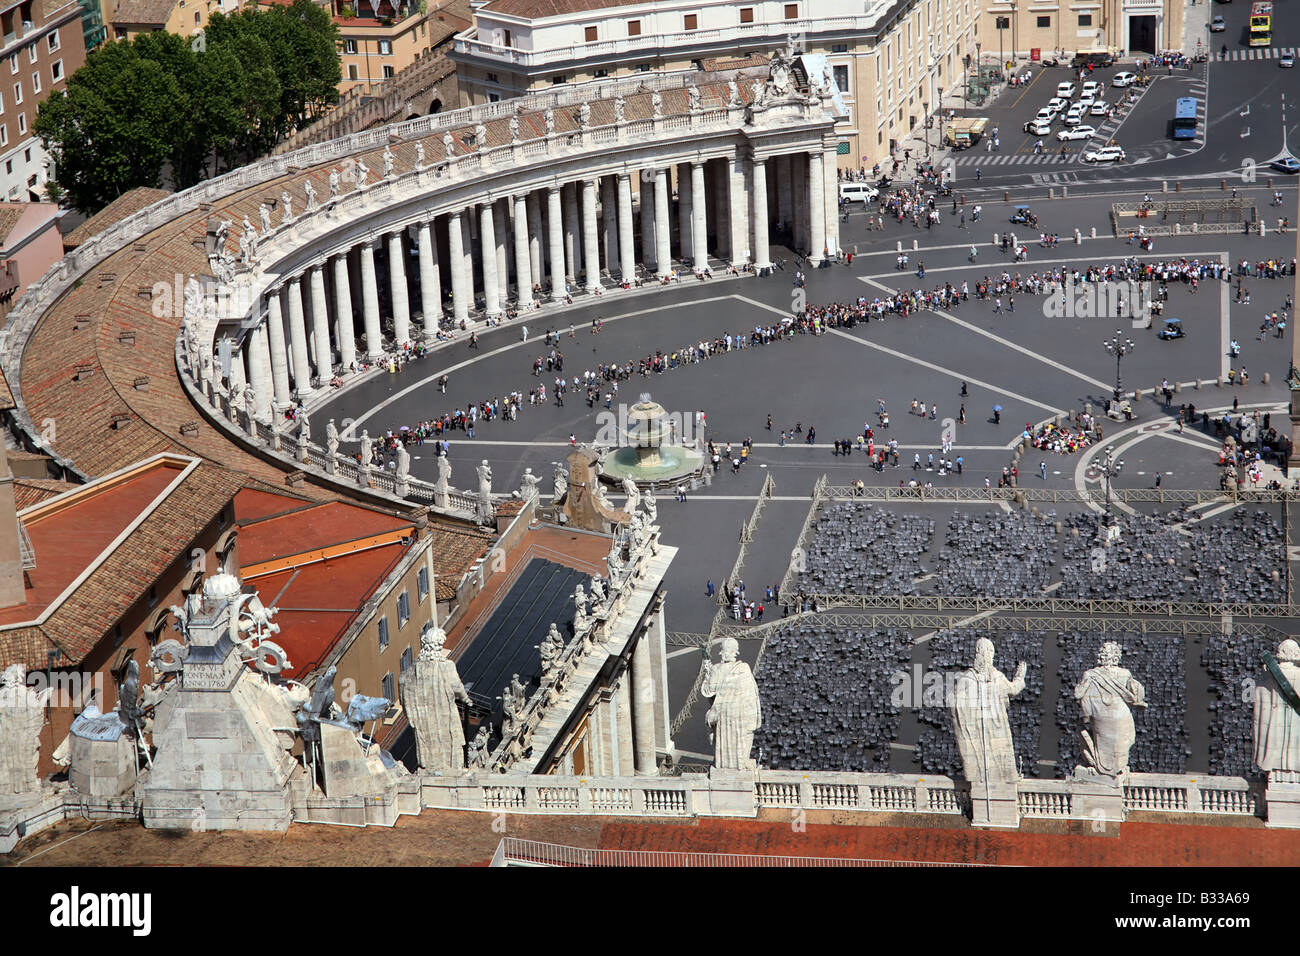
[0,664,51,797]
[950,638,1026,784]
[702,637,761,770]
[1074,641,1146,778]
[400,624,472,773]
[1255,639,1300,773]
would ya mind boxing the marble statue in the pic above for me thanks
[539,637,559,674]
[0,664,51,798]
[589,576,606,606]
[574,582,587,614]
[642,488,657,524]
[768,48,794,97]
[702,638,761,771]
[326,419,339,457]
[395,443,411,483]
[501,687,519,732]
[621,476,640,513]
[1255,639,1300,772]
[950,638,1027,784]
[304,179,318,212]
[520,467,539,502]
[237,228,255,265]
[259,203,272,234]
[651,90,662,117]
[241,215,257,245]
[574,601,591,640]
[474,123,487,150]
[509,109,520,144]
[383,145,395,179]
[510,674,527,710]
[400,623,472,772]
[214,217,231,248]
[443,132,455,159]
[727,79,741,106]
[435,454,452,492]
[358,429,372,468]
[467,725,490,767]
[593,445,608,476]
[476,460,494,524]
[1074,641,1146,778]
[329,168,340,198]
[687,84,702,112]
[544,108,555,136]
[356,159,370,187]
[415,141,425,168]
[578,102,591,128]
[614,95,626,124]
[281,190,293,221]
[595,481,613,512]
[243,385,257,421]
[552,461,568,501]
[751,77,767,107]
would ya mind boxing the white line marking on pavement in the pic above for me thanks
[1219,252,1231,380]
[859,250,1231,281]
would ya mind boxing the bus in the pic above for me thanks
[1249,1,1273,46]
[1173,97,1199,139]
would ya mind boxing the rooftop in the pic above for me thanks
[108,0,181,27]
[62,187,172,249]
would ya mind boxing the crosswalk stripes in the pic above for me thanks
[950,153,1082,166]
[1215,47,1296,61]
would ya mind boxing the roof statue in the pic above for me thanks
[1255,640,1300,773]
[727,79,742,107]
[552,460,568,502]
[588,575,606,606]
[281,190,294,221]
[520,467,539,502]
[950,638,1027,784]
[651,90,663,118]
[303,179,318,212]
[510,674,527,710]
[544,107,556,136]
[259,203,272,234]
[397,624,470,770]
[642,488,657,524]
[614,95,626,124]
[299,412,311,445]
[1074,641,1146,779]
[326,418,339,457]
[703,637,761,770]
[415,140,425,168]
[0,663,52,800]
[356,159,370,188]
[768,47,795,98]
[475,123,487,149]
[687,84,702,112]
[443,132,455,159]
[396,442,411,483]
[509,108,521,144]
[578,102,591,128]
[359,429,372,468]
[751,77,767,107]
[467,725,490,768]
[328,168,340,198]
[476,459,494,525]
[622,476,640,513]
[383,145,395,179]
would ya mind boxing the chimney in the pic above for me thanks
[0,442,28,608]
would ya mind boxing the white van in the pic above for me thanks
[839,183,879,204]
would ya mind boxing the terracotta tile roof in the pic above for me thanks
[109,0,181,26]
[428,517,494,600]
[0,457,247,668]
[0,206,25,248]
[62,187,172,248]
[11,477,80,509]
[478,0,641,18]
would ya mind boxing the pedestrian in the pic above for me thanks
[677,483,688,502]
[706,579,714,597]
[956,456,963,474]
[1040,460,1047,480]
[766,413,773,431]
[1154,472,1162,488]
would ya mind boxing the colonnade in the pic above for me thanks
[229,145,840,414]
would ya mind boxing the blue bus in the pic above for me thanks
[1172,97,1199,140]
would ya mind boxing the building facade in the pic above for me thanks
[977,0,1183,61]
[449,0,980,170]
[0,0,86,201]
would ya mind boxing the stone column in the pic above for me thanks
[615,671,635,776]
[601,176,618,275]
[751,156,772,270]
[563,182,581,279]
[480,203,501,318]
[617,172,635,281]
[332,254,357,371]
[690,161,707,268]
[447,210,470,325]
[286,276,312,394]
[309,264,332,379]
[359,240,383,360]
[582,179,601,291]
[639,174,656,274]
[807,150,826,265]
[654,167,672,279]
[512,194,531,304]
[265,291,291,408]
[823,147,840,257]
[417,220,441,343]
[526,191,543,290]
[678,162,694,262]
[388,230,410,346]
[462,213,475,307]
[630,631,658,775]
[493,199,510,308]
[711,159,729,260]
[547,185,566,299]
[728,153,749,268]
[249,323,273,422]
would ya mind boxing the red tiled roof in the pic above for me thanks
[11,477,80,509]
[238,498,412,566]
[62,188,172,248]
[478,0,641,19]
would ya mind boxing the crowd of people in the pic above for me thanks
[1028,419,1097,455]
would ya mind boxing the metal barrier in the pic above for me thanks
[490,837,998,867]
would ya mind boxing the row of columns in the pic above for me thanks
[227,147,839,415]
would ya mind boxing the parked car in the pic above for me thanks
[1210,15,1227,31]
[839,183,879,203]
[1024,118,1053,136]
[1034,107,1056,123]
[1084,145,1126,162]
[1112,72,1137,87]
[1270,157,1300,174]
[1057,125,1096,141]
[1281,53,1296,68]
[1056,82,1077,98]
[1081,80,1102,97]
[1047,97,1069,114]
[1090,100,1110,115]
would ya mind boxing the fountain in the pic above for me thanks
[598,398,704,487]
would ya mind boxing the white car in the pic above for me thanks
[839,182,879,203]
[1063,111,1086,127]
[1024,117,1053,135]
[1210,15,1227,31]
[1082,80,1102,97]
[1047,97,1069,113]
[1282,53,1296,68]
[1084,145,1126,162]
[1034,107,1056,123]
[1112,72,1137,87]
[1077,92,1096,108]
[1056,82,1077,98]
[1090,100,1109,115]
[1057,125,1096,141]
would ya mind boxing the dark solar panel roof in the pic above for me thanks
[455,558,585,720]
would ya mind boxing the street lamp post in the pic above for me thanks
[1103,329,1135,416]
[1098,445,1125,545]
[975,41,982,104]
[922,101,929,156]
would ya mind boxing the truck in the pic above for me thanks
[944,117,989,149]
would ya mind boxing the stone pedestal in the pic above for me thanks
[705,767,757,817]
[969,781,1020,828]
[1265,771,1300,828]
[1068,774,1127,825]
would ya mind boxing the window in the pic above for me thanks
[378,615,390,650]
[417,566,429,602]
[1036,14,1050,27]
[627,19,640,36]
[0,126,7,148]
[1078,13,1092,25]
[739,7,753,22]
[397,590,410,627]
[13,83,21,104]
[832,64,849,94]
[636,62,650,72]
[348,64,358,80]
[486,71,498,82]
[50,59,61,82]
[147,585,157,608]
[487,91,501,102]
[584,25,597,42]
[784,3,798,19]
[344,38,357,54]
[30,71,38,94]
[378,39,392,55]
[193,11,199,23]
[47,30,58,52]
[592,67,608,78]
[683,13,697,30]
[831,43,847,53]
[381,672,394,701]
[382,64,394,78]
[551,74,566,84]
[9,54,16,75]
[28,43,36,64]
[400,646,413,673]
[996,15,1009,28]
[4,160,11,176]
